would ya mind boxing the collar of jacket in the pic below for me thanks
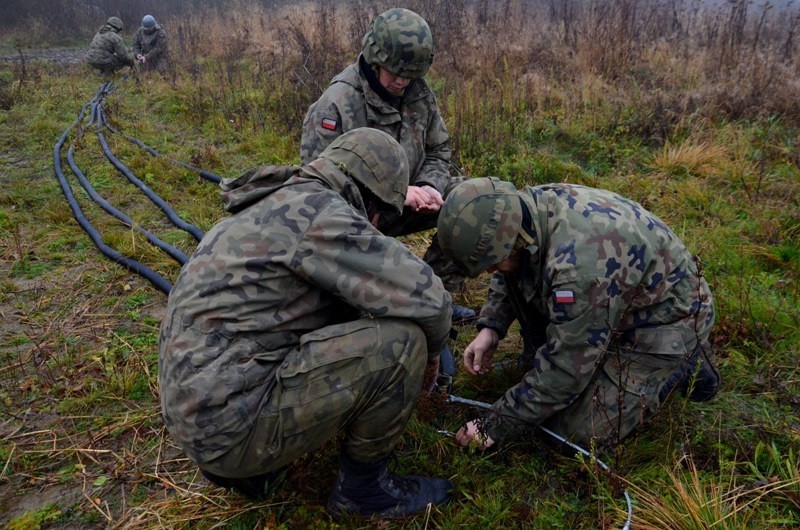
[511,191,545,303]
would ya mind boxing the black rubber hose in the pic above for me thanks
[54,102,173,293]
[97,131,204,242]
[87,82,110,126]
[67,146,189,265]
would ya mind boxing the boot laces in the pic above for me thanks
[381,472,419,500]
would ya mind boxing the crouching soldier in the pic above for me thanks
[436,178,721,452]
[86,17,134,75]
[158,128,453,518]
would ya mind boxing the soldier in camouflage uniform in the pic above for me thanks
[159,128,453,518]
[133,15,169,73]
[85,17,134,75]
[301,8,475,323]
[436,178,721,450]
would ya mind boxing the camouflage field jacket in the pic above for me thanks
[300,58,452,194]
[85,25,133,67]
[133,25,168,65]
[159,162,452,462]
[477,183,715,436]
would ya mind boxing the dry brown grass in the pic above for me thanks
[650,140,728,179]
[627,452,800,529]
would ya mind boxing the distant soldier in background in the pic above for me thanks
[436,178,721,452]
[159,128,453,518]
[301,8,477,325]
[133,15,169,72]
[85,16,134,75]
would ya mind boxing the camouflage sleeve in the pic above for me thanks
[488,277,624,442]
[112,34,133,65]
[147,30,168,61]
[293,201,452,357]
[413,94,452,193]
[475,272,517,339]
[300,85,358,165]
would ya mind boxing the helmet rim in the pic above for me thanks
[106,17,123,31]
[361,8,434,80]
[437,178,523,277]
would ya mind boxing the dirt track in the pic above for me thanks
[0,47,86,65]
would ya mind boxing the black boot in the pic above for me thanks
[327,453,452,518]
[659,348,721,403]
[201,467,284,500]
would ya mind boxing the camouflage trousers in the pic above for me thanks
[87,58,129,74]
[529,317,713,448]
[201,317,427,478]
[379,176,467,292]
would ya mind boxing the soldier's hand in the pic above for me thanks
[404,185,442,213]
[463,327,499,375]
[419,185,443,210]
[404,186,432,211]
[455,419,495,450]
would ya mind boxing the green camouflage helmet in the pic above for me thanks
[437,177,523,277]
[106,16,123,32]
[317,128,409,214]
[361,8,434,79]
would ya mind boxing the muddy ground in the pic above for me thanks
[0,47,86,66]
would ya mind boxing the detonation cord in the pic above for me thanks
[446,394,633,530]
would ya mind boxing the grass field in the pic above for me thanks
[1,1,799,528]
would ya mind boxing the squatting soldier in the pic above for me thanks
[85,17,134,75]
[133,15,169,72]
[301,8,476,324]
[159,128,453,518]
[436,178,721,450]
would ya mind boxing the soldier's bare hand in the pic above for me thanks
[404,186,430,211]
[419,185,443,207]
[463,327,499,375]
[404,185,442,213]
[455,419,495,450]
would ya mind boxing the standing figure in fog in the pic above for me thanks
[133,15,169,73]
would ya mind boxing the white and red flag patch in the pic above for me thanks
[321,118,337,131]
[554,290,575,304]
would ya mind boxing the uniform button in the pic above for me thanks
[671,342,679,349]
[282,360,289,368]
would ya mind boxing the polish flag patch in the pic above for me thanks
[554,290,575,304]
[321,118,337,130]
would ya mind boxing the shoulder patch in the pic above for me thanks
[321,118,337,131]
[554,290,575,304]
